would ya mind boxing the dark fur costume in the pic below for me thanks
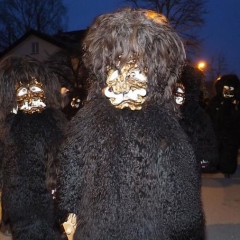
[206,74,240,175]
[178,65,219,172]
[0,56,67,240]
[58,8,205,240]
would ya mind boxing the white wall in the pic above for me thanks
[3,35,62,61]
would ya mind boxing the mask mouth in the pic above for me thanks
[223,85,234,98]
[104,61,148,110]
[175,96,185,105]
[19,99,46,113]
[104,87,147,108]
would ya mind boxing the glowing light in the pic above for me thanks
[197,61,206,71]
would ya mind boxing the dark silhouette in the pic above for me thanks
[206,74,240,177]
[0,56,67,239]
[174,65,219,173]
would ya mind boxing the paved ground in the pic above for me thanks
[202,164,240,239]
[1,164,240,240]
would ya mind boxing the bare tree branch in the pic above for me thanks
[125,0,208,52]
[0,0,67,50]
[45,49,89,91]
[207,54,228,82]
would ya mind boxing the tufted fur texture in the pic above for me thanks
[58,8,205,240]
[0,55,62,122]
[206,74,240,175]
[83,8,186,112]
[0,56,67,240]
[178,65,219,172]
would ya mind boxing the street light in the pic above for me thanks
[197,61,206,71]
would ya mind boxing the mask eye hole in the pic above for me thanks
[128,70,136,78]
[30,86,42,92]
[17,87,28,96]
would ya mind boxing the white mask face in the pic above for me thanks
[104,61,148,110]
[15,79,46,114]
[223,85,234,98]
[173,84,185,105]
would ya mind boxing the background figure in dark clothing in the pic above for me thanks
[206,74,240,177]
[61,87,84,120]
[0,55,67,239]
[173,65,219,173]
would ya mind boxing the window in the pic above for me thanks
[31,42,39,54]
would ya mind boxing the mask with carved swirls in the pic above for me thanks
[104,61,147,110]
[15,78,46,114]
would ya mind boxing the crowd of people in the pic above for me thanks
[0,6,239,240]
[173,68,240,178]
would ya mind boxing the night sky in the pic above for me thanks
[63,0,240,77]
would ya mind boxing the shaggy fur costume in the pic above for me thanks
[0,56,67,240]
[178,65,219,172]
[206,74,240,175]
[58,8,205,240]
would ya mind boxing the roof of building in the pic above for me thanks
[0,28,87,58]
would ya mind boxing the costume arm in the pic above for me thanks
[0,140,4,189]
[57,138,82,217]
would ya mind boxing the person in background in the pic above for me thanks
[173,65,219,173]
[206,74,240,178]
[0,55,67,239]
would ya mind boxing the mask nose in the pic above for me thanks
[27,89,33,104]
